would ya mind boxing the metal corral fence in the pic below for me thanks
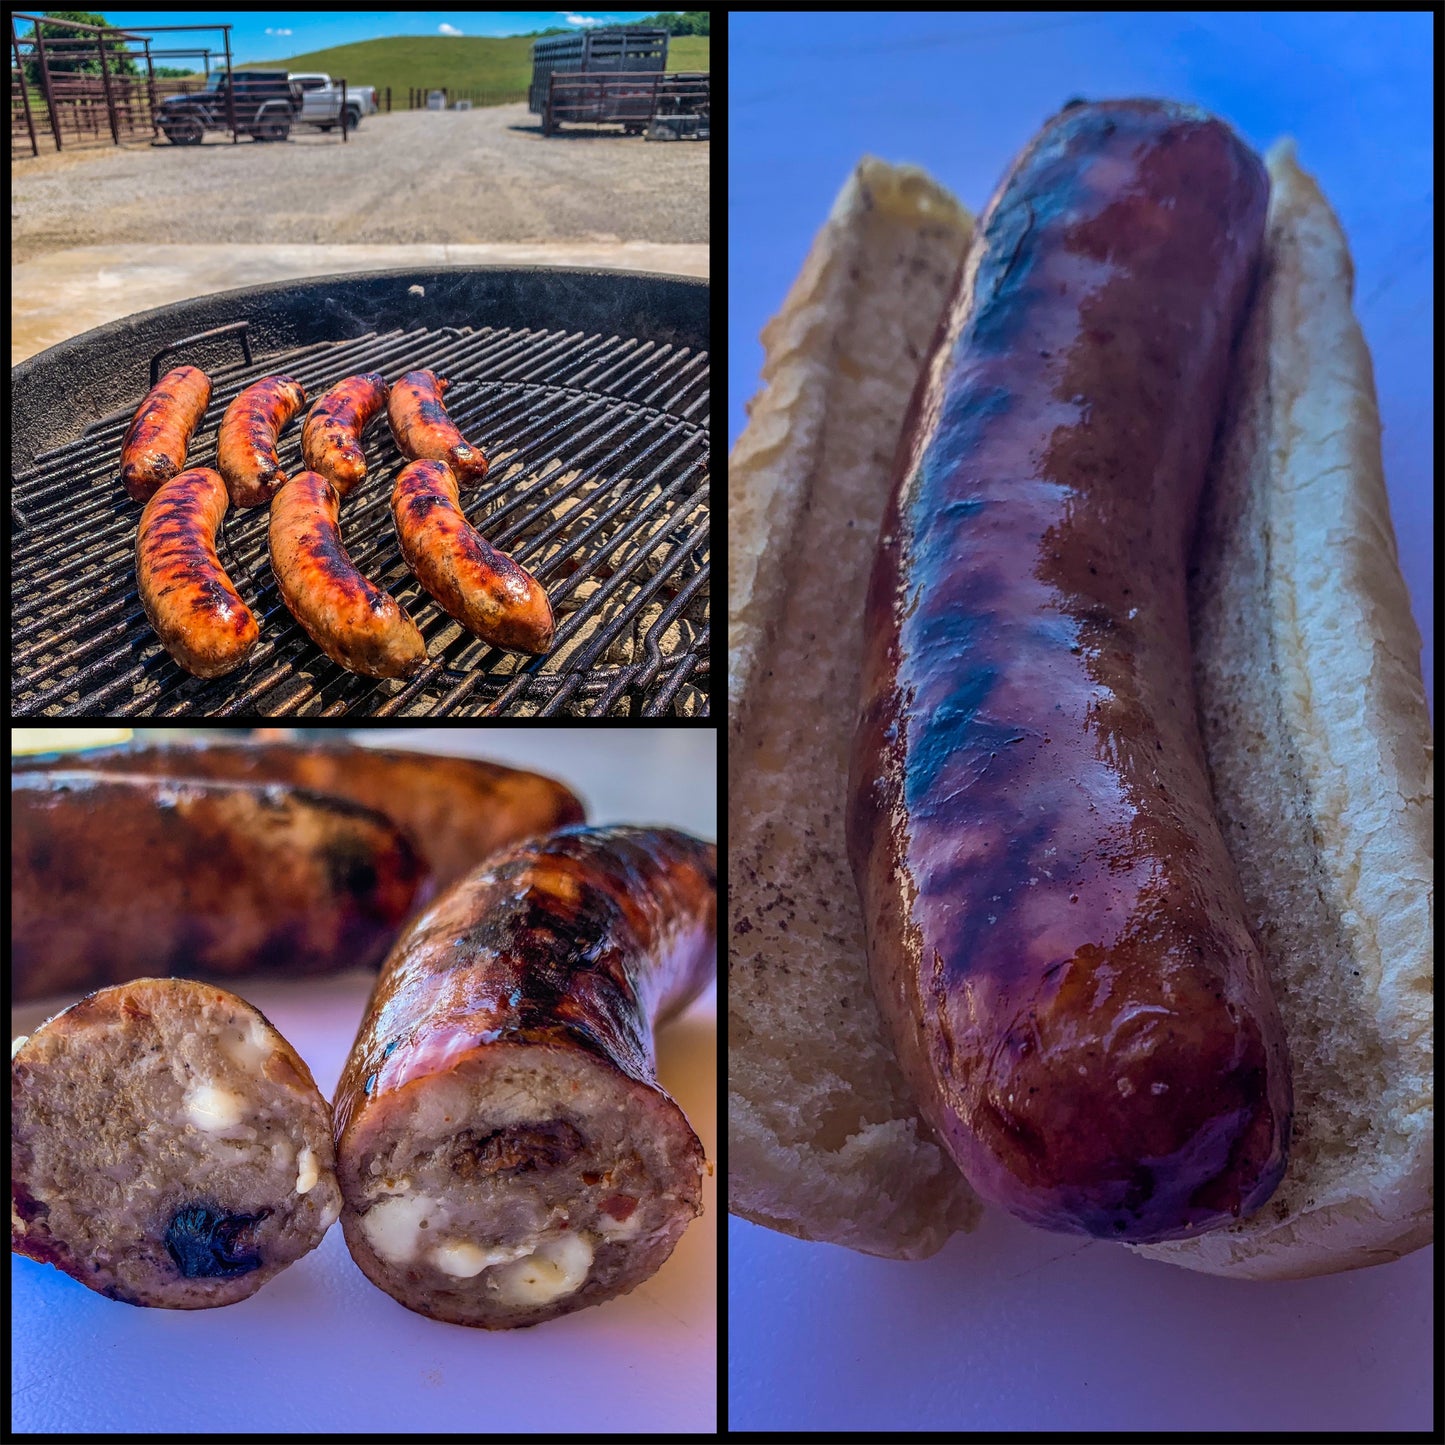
[11,13,241,156]
[403,86,526,111]
[540,70,709,137]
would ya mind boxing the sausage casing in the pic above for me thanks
[387,370,490,485]
[269,469,428,679]
[10,771,426,1002]
[216,374,308,507]
[119,365,212,502]
[12,979,341,1308]
[300,372,389,498]
[848,100,1292,1242]
[135,466,260,678]
[392,459,554,654]
[333,826,716,1328]
[15,739,586,891]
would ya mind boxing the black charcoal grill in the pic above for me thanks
[10,267,710,717]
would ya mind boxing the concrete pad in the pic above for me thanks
[12,242,710,365]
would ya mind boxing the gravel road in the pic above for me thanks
[11,104,709,264]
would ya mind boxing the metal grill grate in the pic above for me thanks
[11,319,710,717]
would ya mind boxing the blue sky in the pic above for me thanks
[103,12,667,65]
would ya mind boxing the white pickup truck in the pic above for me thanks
[291,73,378,131]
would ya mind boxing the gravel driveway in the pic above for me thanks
[11,103,709,264]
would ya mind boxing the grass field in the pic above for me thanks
[220,33,709,103]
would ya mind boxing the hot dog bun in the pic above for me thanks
[730,139,1432,1275]
[729,159,982,1259]
[1132,141,1433,1277]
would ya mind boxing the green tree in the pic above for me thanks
[19,10,139,81]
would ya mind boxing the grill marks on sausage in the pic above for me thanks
[300,373,389,497]
[10,772,427,1000]
[268,469,427,679]
[135,467,260,677]
[217,375,307,506]
[391,459,554,654]
[388,370,490,485]
[119,366,212,502]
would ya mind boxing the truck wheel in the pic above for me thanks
[163,115,203,145]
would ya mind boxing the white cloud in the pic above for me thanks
[438,23,463,36]
[565,13,604,26]
[264,28,293,36]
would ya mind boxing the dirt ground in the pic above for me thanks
[10,103,709,264]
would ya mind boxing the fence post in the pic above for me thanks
[95,29,120,144]
[12,17,39,157]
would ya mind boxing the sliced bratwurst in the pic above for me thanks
[11,979,342,1308]
[333,825,717,1328]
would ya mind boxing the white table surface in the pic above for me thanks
[12,728,717,1434]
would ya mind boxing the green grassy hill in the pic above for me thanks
[221,33,708,103]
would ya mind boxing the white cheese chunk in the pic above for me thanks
[359,1192,440,1264]
[184,1081,247,1131]
[430,1239,532,1279]
[490,1232,594,1307]
[221,1017,273,1072]
[296,1145,320,1194]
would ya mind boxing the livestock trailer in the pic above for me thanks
[529,26,669,125]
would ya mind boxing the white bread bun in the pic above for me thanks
[1129,142,1434,1278]
[729,159,981,1258]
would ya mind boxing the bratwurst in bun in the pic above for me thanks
[730,100,1432,1277]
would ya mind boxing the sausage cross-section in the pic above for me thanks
[11,978,342,1308]
[333,825,716,1328]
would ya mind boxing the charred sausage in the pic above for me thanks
[10,771,425,1002]
[300,372,389,498]
[216,374,308,507]
[269,469,428,679]
[387,370,489,485]
[391,459,554,654]
[135,466,260,678]
[119,365,212,502]
[12,979,342,1308]
[848,100,1292,1243]
[15,739,587,892]
[333,826,716,1328]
